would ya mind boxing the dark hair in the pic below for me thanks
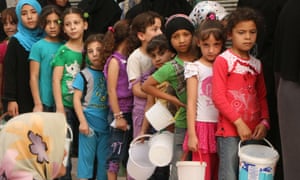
[82,34,105,70]
[1,7,17,25]
[128,11,162,51]
[38,5,62,29]
[226,7,262,34]
[146,34,170,55]
[47,0,71,11]
[102,19,131,61]
[61,7,87,24]
[196,19,226,43]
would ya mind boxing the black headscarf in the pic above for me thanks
[125,0,192,20]
[78,0,122,35]
[274,0,300,83]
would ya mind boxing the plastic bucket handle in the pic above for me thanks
[238,138,274,154]
[181,151,204,163]
[130,134,153,147]
[67,125,73,141]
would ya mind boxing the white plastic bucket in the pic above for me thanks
[238,138,279,180]
[148,131,174,167]
[176,157,206,180]
[127,134,156,179]
[63,125,73,167]
[145,101,175,131]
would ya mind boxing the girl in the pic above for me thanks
[0,7,17,112]
[3,0,44,117]
[212,8,269,180]
[142,14,196,180]
[52,7,87,179]
[73,34,109,180]
[102,19,133,180]
[183,19,226,180]
[29,5,63,112]
[126,11,162,138]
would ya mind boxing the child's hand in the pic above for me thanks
[188,134,198,152]
[79,122,89,135]
[234,118,252,141]
[7,101,19,117]
[116,117,128,131]
[252,123,267,140]
[33,104,43,112]
[170,96,186,108]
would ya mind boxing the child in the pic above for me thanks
[73,34,109,180]
[140,34,175,135]
[102,19,133,180]
[126,11,162,138]
[183,19,226,180]
[142,14,196,180]
[29,5,63,112]
[52,7,87,180]
[3,0,44,117]
[212,7,269,180]
[0,7,17,112]
[141,34,175,180]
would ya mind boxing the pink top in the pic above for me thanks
[0,40,8,64]
[212,49,269,137]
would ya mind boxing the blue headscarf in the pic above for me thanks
[14,0,44,51]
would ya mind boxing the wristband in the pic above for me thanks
[261,119,270,130]
[114,112,123,119]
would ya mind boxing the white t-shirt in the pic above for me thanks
[184,61,218,122]
[127,48,153,82]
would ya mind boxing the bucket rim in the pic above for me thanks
[176,161,207,167]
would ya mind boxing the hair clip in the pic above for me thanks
[206,12,217,21]
[57,19,62,24]
[83,12,89,19]
[108,26,115,33]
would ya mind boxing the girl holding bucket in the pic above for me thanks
[212,7,269,180]
[183,17,226,180]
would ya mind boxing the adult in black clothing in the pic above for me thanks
[78,0,122,36]
[46,0,71,11]
[125,0,192,20]
[274,0,300,179]
[237,1,286,179]
[2,0,44,116]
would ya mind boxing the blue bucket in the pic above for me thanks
[238,139,279,180]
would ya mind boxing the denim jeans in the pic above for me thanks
[217,136,239,180]
[169,127,188,180]
[106,112,133,173]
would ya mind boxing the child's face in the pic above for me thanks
[198,34,223,63]
[229,20,257,56]
[44,12,61,39]
[63,13,87,40]
[170,29,193,54]
[138,17,162,44]
[87,41,103,69]
[20,4,39,29]
[149,49,173,68]
[3,16,17,37]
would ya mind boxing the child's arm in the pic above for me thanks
[131,82,148,99]
[52,66,65,114]
[107,57,128,131]
[73,88,90,135]
[186,76,198,152]
[140,94,155,135]
[29,61,43,112]
[142,76,185,108]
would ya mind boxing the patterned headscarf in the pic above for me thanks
[0,112,67,179]
[14,0,44,51]
[189,1,228,27]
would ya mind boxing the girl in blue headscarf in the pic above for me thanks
[2,0,44,117]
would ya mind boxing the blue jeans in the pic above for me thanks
[106,112,133,173]
[169,127,188,180]
[217,137,239,180]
